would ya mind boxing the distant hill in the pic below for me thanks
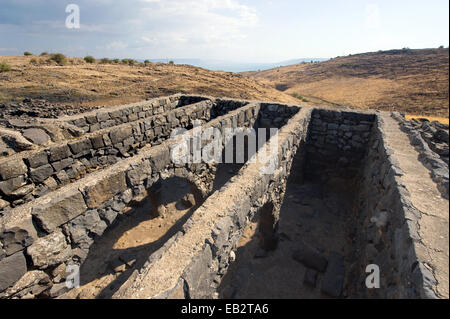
[146,58,328,72]
[245,48,449,117]
[0,55,299,108]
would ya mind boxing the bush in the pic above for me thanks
[121,59,129,64]
[100,58,110,64]
[168,60,174,65]
[127,59,136,65]
[49,53,67,65]
[291,93,309,103]
[30,58,38,65]
[112,59,120,64]
[40,51,48,56]
[144,59,150,65]
[0,61,12,72]
[24,51,33,56]
[84,56,96,63]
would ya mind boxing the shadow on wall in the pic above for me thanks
[74,177,203,299]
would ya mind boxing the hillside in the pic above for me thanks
[246,48,449,118]
[0,55,298,113]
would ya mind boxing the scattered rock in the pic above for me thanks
[0,251,27,291]
[22,128,50,145]
[321,252,345,298]
[304,268,319,287]
[27,231,72,269]
[0,227,34,256]
[292,245,328,273]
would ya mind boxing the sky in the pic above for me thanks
[0,0,449,63]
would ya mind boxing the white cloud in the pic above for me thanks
[136,0,258,49]
[106,41,128,50]
[365,4,381,29]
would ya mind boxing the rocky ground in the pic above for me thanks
[0,98,101,120]
[406,118,449,165]
[218,178,358,299]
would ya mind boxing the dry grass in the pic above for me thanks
[246,48,449,118]
[405,114,449,125]
[0,55,298,109]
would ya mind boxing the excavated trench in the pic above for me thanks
[2,98,441,300]
[63,106,292,299]
[63,108,377,299]
[218,109,376,299]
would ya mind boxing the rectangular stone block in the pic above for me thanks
[25,151,48,169]
[32,189,87,232]
[27,231,71,269]
[49,145,72,162]
[51,158,73,172]
[69,139,92,155]
[0,176,27,195]
[0,160,28,180]
[0,251,27,291]
[90,135,105,149]
[109,127,133,144]
[84,171,127,208]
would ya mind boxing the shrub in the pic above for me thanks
[0,61,12,72]
[84,56,96,63]
[121,59,129,64]
[30,58,38,65]
[291,93,309,103]
[439,45,444,49]
[40,51,48,56]
[100,58,110,64]
[49,53,67,65]
[144,59,150,65]
[112,59,120,64]
[24,51,33,56]
[127,59,136,65]
[168,60,175,65]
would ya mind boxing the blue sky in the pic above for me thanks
[0,0,448,62]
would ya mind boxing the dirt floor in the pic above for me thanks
[218,177,358,299]
[63,178,197,299]
[62,163,243,299]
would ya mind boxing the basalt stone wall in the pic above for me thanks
[113,108,311,299]
[0,102,300,299]
[348,114,438,299]
[305,109,376,180]
[392,113,449,199]
[0,99,249,214]
[62,95,208,134]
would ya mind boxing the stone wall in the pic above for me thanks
[348,114,438,299]
[305,109,375,180]
[392,113,449,199]
[0,95,445,299]
[61,95,208,134]
[0,100,299,299]
[113,107,312,299]
[0,99,250,213]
